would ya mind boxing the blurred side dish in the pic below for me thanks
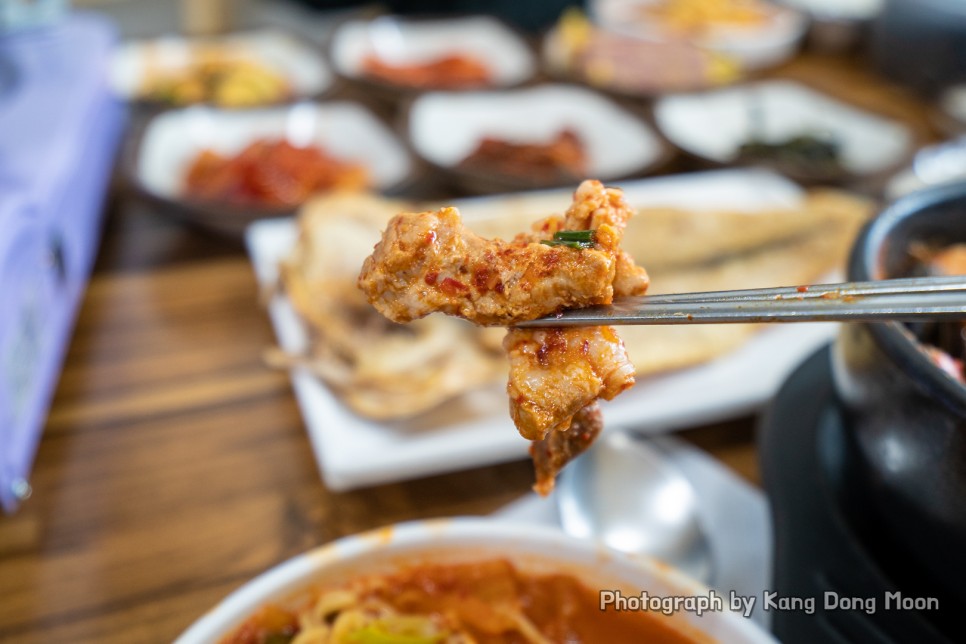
[183,140,369,208]
[360,53,491,89]
[544,10,740,95]
[737,134,845,184]
[457,129,588,185]
[141,52,290,107]
[638,0,772,35]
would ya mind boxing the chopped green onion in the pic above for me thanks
[551,230,595,242]
[540,229,596,249]
[541,239,594,249]
[346,623,445,644]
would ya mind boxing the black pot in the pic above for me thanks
[831,182,966,603]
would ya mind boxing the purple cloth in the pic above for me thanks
[0,13,126,512]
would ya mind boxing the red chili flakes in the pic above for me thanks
[424,231,437,245]
[536,330,568,367]
[424,272,439,286]
[538,250,561,275]
[473,264,504,294]
[536,342,551,367]
[473,267,492,293]
[439,277,468,295]
[797,285,809,293]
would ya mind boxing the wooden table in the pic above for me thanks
[0,52,937,643]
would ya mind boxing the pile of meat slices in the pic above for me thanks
[358,180,648,494]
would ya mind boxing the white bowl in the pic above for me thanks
[129,101,414,235]
[174,518,777,644]
[110,29,333,105]
[407,83,668,190]
[653,80,914,178]
[591,0,807,71]
[330,15,536,90]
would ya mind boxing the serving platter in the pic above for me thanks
[246,168,838,491]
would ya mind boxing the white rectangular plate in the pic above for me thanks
[246,169,838,491]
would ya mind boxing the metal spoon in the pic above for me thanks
[556,431,715,584]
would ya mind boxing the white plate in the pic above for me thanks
[778,0,882,21]
[175,517,777,644]
[135,101,412,201]
[110,29,333,103]
[654,80,914,176]
[330,15,536,88]
[591,0,807,70]
[246,168,837,491]
[407,83,666,181]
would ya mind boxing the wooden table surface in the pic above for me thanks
[0,52,938,643]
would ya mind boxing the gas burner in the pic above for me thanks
[760,346,964,643]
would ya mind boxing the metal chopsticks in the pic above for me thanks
[513,276,966,327]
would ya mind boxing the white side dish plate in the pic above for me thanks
[591,0,807,70]
[135,101,412,200]
[654,80,913,176]
[407,84,666,180]
[111,29,332,102]
[329,15,536,87]
[246,168,837,491]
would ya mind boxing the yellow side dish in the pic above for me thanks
[142,54,290,107]
[641,0,771,34]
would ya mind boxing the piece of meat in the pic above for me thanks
[358,179,648,493]
[504,326,635,441]
[530,402,603,496]
[357,206,613,326]
[358,180,645,326]
[614,249,650,298]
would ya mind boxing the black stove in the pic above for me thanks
[759,346,965,643]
